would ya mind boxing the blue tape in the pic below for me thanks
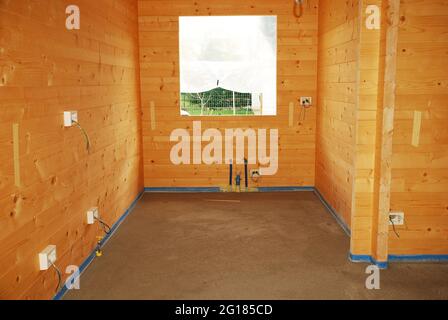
[389,255,448,263]
[144,187,221,193]
[349,254,388,269]
[313,188,351,237]
[257,186,314,192]
[350,253,448,268]
[53,190,144,300]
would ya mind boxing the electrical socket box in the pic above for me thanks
[389,212,405,226]
[250,169,261,177]
[87,207,99,225]
[39,245,57,271]
[64,111,78,127]
[300,97,312,107]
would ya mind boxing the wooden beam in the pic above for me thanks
[373,0,400,263]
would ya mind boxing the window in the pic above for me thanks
[179,16,277,116]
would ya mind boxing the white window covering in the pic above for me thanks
[179,16,277,116]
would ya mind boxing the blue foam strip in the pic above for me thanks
[349,253,448,268]
[144,187,221,193]
[349,254,388,269]
[313,188,351,237]
[53,190,145,300]
[389,255,448,263]
[257,186,314,192]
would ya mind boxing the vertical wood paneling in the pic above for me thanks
[0,0,142,299]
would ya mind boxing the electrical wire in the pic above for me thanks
[50,262,62,293]
[389,216,400,238]
[299,106,307,121]
[299,103,312,122]
[72,120,91,153]
[95,216,111,235]
[293,0,304,18]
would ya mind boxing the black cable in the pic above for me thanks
[50,263,62,293]
[389,216,400,238]
[299,103,311,122]
[244,158,248,189]
[95,217,111,235]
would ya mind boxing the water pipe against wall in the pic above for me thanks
[229,160,233,187]
[235,171,241,192]
[244,158,249,189]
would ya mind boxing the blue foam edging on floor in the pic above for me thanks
[145,187,221,193]
[313,188,351,237]
[349,254,388,269]
[257,186,314,192]
[53,190,145,300]
[389,255,448,263]
[350,254,448,268]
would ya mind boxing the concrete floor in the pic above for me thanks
[65,192,448,300]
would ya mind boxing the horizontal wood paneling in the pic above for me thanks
[389,0,448,255]
[138,0,319,188]
[316,0,359,228]
[0,0,142,299]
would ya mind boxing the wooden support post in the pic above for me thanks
[373,0,400,263]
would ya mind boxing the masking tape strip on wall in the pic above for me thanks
[289,102,294,127]
[412,111,422,147]
[150,101,156,130]
[13,123,21,187]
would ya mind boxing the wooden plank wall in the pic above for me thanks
[138,0,319,188]
[0,0,143,299]
[316,0,359,227]
[318,0,448,258]
[389,0,448,255]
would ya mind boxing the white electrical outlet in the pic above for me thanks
[64,111,78,127]
[250,169,261,178]
[389,212,405,226]
[87,207,99,225]
[39,245,57,271]
[300,97,312,107]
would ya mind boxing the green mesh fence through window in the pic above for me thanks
[180,87,254,116]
